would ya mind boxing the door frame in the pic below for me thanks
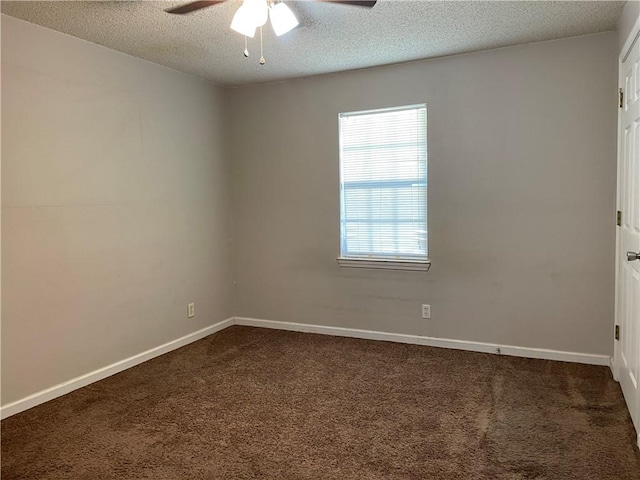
[613,14,640,450]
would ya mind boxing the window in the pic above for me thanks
[337,104,429,271]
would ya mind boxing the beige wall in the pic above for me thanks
[1,16,233,404]
[229,33,618,355]
[618,1,640,53]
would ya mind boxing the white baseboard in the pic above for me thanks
[234,317,612,367]
[0,318,235,420]
[610,356,617,379]
[2,316,613,420]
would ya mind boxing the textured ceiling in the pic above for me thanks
[1,1,625,87]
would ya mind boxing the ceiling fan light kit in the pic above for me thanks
[229,4,257,37]
[269,2,299,37]
[166,0,376,65]
[229,0,298,65]
[230,0,270,38]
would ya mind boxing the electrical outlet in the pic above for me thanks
[187,303,195,318]
[421,304,431,319]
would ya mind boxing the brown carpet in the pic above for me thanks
[2,326,639,480]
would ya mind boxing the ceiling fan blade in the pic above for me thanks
[165,1,226,15]
[315,0,377,7]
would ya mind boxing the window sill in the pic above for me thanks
[336,257,431,272]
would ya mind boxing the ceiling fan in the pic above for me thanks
[166,0,377,64]
[166,1,377,16]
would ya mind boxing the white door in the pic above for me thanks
[616,28,640,447]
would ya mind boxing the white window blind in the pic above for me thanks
[339,104,427,262]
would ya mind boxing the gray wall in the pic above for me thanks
[618,0,639,53]
[229,33,618,355]
[1,16,233,405]
[1,16,620,407]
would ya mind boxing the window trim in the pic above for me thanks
[337,103,429,271]
[337,257,431,272]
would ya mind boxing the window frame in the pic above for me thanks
[336,103,430,272]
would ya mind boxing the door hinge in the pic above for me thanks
[619,88,624,108]
[615,325,620,341]
[617,210,622,226]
